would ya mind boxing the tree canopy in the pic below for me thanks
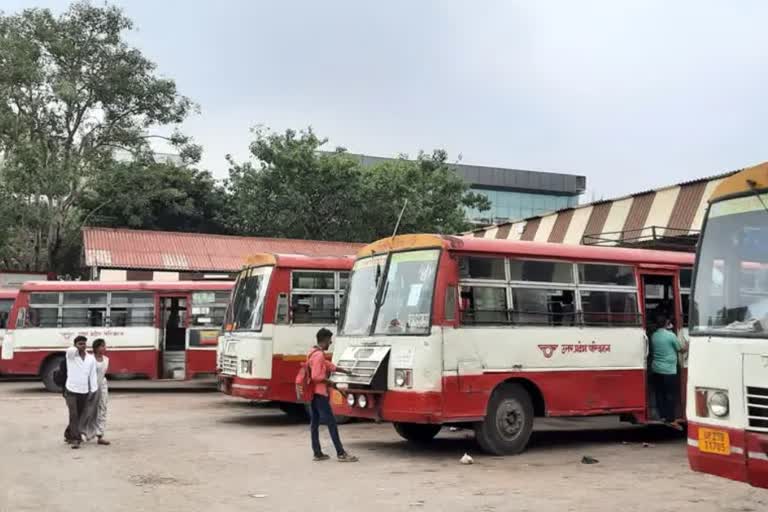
[0,2,491,276]
[224,127,490,242]
[0,1,198,271]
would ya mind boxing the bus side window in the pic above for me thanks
[275,293,289,324]
[444,286,457,322]
[460,285,508,325]
[16,307,26,329]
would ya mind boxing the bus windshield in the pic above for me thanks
[0,299,12,329]
[693,193,768,337]
[340,249,440,336]
[227,266,273,331]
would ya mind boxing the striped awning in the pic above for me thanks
[468,171,738,249]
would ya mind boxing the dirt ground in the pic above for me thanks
[0,380,765,512]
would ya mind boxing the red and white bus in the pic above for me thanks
[0,280,232,391]
[331,234,693,454]
[687,162,768,488]
[217,253,354,416]
[0,289,19,354]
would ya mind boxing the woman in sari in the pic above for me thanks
[81,338,111,445]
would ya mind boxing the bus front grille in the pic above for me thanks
[220,355,238,376]
[746,386,768,431]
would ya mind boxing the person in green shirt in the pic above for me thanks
[651,315,684,425]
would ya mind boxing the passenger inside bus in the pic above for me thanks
[163,299,186,352]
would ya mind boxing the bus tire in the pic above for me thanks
[279,402,309,419]
[393,422,442,443]
[41,356,64,394]
[474,383,534,455]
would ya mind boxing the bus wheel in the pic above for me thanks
[279,402,309,419]
[41,356,64,394]
[474,383,534,455]
[393,422,442,443]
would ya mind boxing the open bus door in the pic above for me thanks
[159,294,188,379]
[639,267,685,423]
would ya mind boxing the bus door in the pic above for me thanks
[159,294,188,379]
[639,268,684,421]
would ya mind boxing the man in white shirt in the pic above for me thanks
[64,335,97,449]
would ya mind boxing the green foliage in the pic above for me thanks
[225,127,489,242]
[81,161,229,233]
[0,1,197,271]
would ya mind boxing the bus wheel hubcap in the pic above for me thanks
[496,400,524,440]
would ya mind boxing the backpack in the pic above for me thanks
[53,358,67,388]
[295,348,321,403]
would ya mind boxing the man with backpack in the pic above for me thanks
[61,335,97,449]
[304,328,358,462]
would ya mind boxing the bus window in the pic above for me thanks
[110,292,154,327]
[291,294,336,323]
[29,293,59,328]
[512,288,575,326]
[460,285,508,325]
[578,264,636,286]
[292,271,334,290]
[0,299,12,328]
[62,292,107,327]
[459,256,506,280]
[231,268,272,331]
[580,289,640,326]
[190,291,228,327]
[510,260,574,283]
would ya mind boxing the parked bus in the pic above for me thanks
[330,234,693,454]
[0,289,19,354]
[0,280,232,391]
[687,162,768,489]
[217,253,354,416]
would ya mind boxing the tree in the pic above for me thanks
[81,161,230,233]
[0,2,199,272]
[360,150,490,240]
[225,127,368,241]
[225,127,490,241]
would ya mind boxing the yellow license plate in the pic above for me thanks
[699,428,731,455]
[331,391,342,405]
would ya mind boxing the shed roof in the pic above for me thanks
[83,228,363,272]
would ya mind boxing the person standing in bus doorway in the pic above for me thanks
[650,315,684,429]
[308,328,358,462]
[64,335,97,449]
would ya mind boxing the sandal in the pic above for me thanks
[337,453,358,462]
[313,454,330,461]
[98,438,111,446]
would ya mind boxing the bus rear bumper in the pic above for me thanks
[687,422,768,489]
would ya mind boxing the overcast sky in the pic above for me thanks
[5,0,768,200]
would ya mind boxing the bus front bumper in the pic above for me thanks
[331,390,444,424]
[218,375,271,400]
[688,422,768,489]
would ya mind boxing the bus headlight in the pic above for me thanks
[708,391,729,417]
[240,359,252,375]
[394,369,412,388]
[346,393,356,407]
[357,394,368,408]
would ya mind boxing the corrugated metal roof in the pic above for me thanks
[83,228,363,272]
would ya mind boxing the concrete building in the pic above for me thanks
[342,153,586,226]
[466,170,738,252]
